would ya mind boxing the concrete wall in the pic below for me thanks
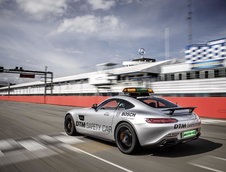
[0,96,226,119]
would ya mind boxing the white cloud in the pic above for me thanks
[55,15,121,34]
[55,48,84,54]
[87,0,115,10]
[0,0,5,4]
[53,14,154,40]
[16,0,67,19]
[117,0,133,4]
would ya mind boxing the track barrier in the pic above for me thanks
[0,96,225,119]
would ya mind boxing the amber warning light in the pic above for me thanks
[123,88,154,93]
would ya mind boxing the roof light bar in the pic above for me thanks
[123,88,154,93]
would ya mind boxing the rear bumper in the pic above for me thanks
[156,131,201,147]
[135,121,201,147]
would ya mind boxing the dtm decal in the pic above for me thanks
[76,121,112,133]
[76,121,85,128]
[121,112,136,117]
[174,122,201,129]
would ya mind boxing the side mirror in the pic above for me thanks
[92,104,98,110]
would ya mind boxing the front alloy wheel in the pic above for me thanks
[64,114,77,136]
[115,122,139,154]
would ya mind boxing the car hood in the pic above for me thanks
[67,107,91,114]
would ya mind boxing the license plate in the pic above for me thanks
[182,130,197,138]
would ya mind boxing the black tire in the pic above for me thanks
[115,122,139,154]
[64,114,77,136]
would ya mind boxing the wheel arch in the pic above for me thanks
[65,112,77,122]
[64,113,78,136]
[65,113,71,119]
[114,120,140,145]
[64,113,77,128]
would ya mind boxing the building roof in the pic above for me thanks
[0,59,173,89]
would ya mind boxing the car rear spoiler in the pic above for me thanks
[163,107,197,115]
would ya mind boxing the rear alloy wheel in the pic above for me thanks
[115,122,139,154]
[64,115,77,136]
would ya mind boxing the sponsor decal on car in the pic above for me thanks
[76,121,85,128]
[121,112,136,117]
[76,121,112,133]
[174,122,201,129]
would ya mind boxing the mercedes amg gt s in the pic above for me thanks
[64,88,201,154]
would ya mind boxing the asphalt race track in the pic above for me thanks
[0,100,226,172]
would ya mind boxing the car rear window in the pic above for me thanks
[138,97,177,108]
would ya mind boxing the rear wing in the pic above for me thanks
[163,107,197,115]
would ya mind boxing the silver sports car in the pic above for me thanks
[64,88,201,154]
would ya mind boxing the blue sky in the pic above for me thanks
[0,0,226,83]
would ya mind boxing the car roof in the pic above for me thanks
[105,95,147,107]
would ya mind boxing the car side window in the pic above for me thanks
[98,99,119,110]
[118,100,134,110]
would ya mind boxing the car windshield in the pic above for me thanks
[138,97,178,108]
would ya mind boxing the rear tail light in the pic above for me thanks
[146,118,178,123]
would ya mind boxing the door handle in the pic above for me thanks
[104,113,109,116]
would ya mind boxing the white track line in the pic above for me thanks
[190,163,224,172]
[0,151,4,157]
[201,119,226,124]
[62,144,133,172]
[18,140,47,151]
[61,144,82,154]
[209,155,226,161]
[0,139,17,150]
[54,135,84,144]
